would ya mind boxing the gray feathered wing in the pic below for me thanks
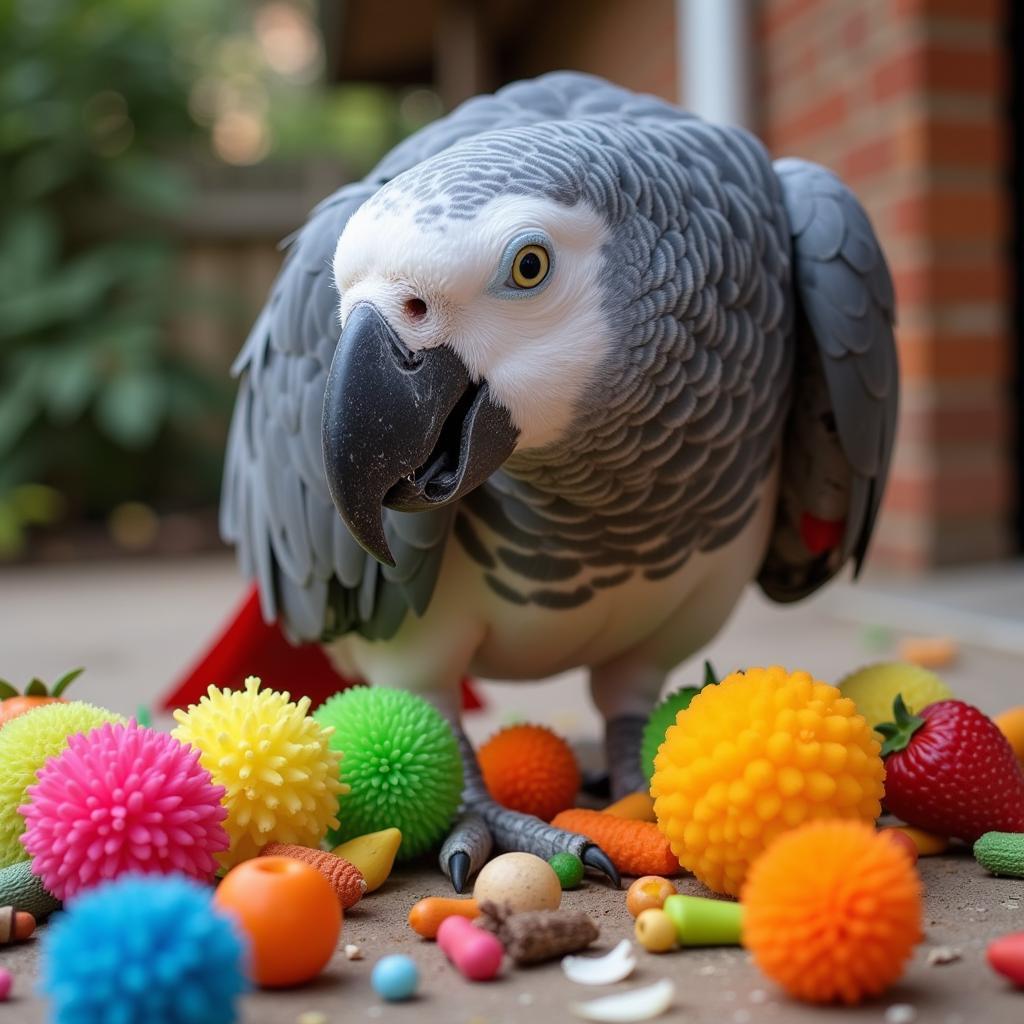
[759,158,899,602]
[220,71,670,642]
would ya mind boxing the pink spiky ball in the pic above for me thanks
[20,722,229,901]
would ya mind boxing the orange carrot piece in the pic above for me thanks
[550,809,681,877]
[408,896,480,938]
[259,843,365,909]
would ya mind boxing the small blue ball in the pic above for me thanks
[371,954,419,1002]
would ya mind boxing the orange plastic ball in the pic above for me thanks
[742,820,923,1004]
[478,724,580,821]
[626,875,677,918]
[214,856,342,988]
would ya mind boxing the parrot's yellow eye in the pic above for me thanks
[510,245,550,288]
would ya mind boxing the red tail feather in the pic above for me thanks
[162,585,485,713]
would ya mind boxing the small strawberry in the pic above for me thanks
[878,696,1024,843]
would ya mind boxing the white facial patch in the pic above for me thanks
[332,193,613,451]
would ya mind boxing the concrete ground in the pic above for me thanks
[2,554,1024,1022]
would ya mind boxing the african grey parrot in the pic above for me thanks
[219,72,898,891]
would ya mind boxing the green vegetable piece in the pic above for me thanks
[548,851,585,889]
[974,831,1024,878]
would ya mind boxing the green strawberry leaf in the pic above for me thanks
[877,693,926,757]
[51,667,84,697]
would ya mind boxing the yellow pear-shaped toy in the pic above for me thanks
[331,828,402,893]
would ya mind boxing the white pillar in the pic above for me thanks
[677,0,753,128]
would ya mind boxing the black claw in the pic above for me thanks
[448,851,471,894]
[582,845,621,889]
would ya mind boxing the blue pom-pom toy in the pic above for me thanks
[41,875,249,1024]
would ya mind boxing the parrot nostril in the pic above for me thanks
[404,297,427,321]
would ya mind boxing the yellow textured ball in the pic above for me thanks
[651,666,885,897]
[172,676,348,868]
[838,662,952,733]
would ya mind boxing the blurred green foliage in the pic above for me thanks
[0,0,439,556]
[0,0,241,553]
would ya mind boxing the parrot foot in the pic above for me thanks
[468,798,621,889]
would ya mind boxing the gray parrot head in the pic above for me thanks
[323,125,625,565]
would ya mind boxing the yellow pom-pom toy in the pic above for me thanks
[838,661,952,733]
[172,676,347,868]
[651,666,885,896]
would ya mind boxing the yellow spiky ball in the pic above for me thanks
[651,666,885,897]
[172,677,348,868]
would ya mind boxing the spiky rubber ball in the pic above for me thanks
[651,666,885,896]
[20,722,229,900]
[172,677,346,868]
[0,701,124,869]
[478,724,580,821]
[41,874,248,1024]
[839,662,952,731]
[742,820,923,1004]
[314,686,462,859]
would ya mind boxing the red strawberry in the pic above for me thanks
[878,697,1024,843]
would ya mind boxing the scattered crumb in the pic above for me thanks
[885,1005,918,1024]
[972,906,987,914]
[898,635,957,669]
[518,993,535,1006]
[748,989,768,1005]
[345,944,364,961]
[366,1009,383,1020]
[1004,900,1020,910]
[697,964,717,976]
[297,1014,326,1024]
[927,947,962,966]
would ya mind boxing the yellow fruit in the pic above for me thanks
[635,908,677,953]
[995,707,1024,767]
[331,827,402,893]
[838,662,951,734]
[880,825,949,857]
[651,666,885,897]
[603,793,656,821]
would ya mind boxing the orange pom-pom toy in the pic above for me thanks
[478,724,580,821]
[742,820,923,1005]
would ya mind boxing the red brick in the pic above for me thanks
[927,117,1005,167]
[841,134,897,183]
[772,90,849,148]
[925,45,1003,95]
[871,48,925,102]
[888,189,1005,240]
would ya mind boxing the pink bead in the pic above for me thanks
[436,914,503,981]
[0,967,12,1001]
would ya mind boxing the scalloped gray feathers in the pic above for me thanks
[220,71,897,643]
[221,72,705,641]
[757,158,898,602]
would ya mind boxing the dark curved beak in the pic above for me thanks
[321,303,519,566]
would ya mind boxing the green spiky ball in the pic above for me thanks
[314,687,463,860]
[0,701,124,868]
[641,688,700,782]
[640,663,719,782]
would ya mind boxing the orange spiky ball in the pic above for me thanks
[742,820,923,1004]
[478,724,580,821]
[652,666,885,896]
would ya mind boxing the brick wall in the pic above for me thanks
[756,0,1013,570]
